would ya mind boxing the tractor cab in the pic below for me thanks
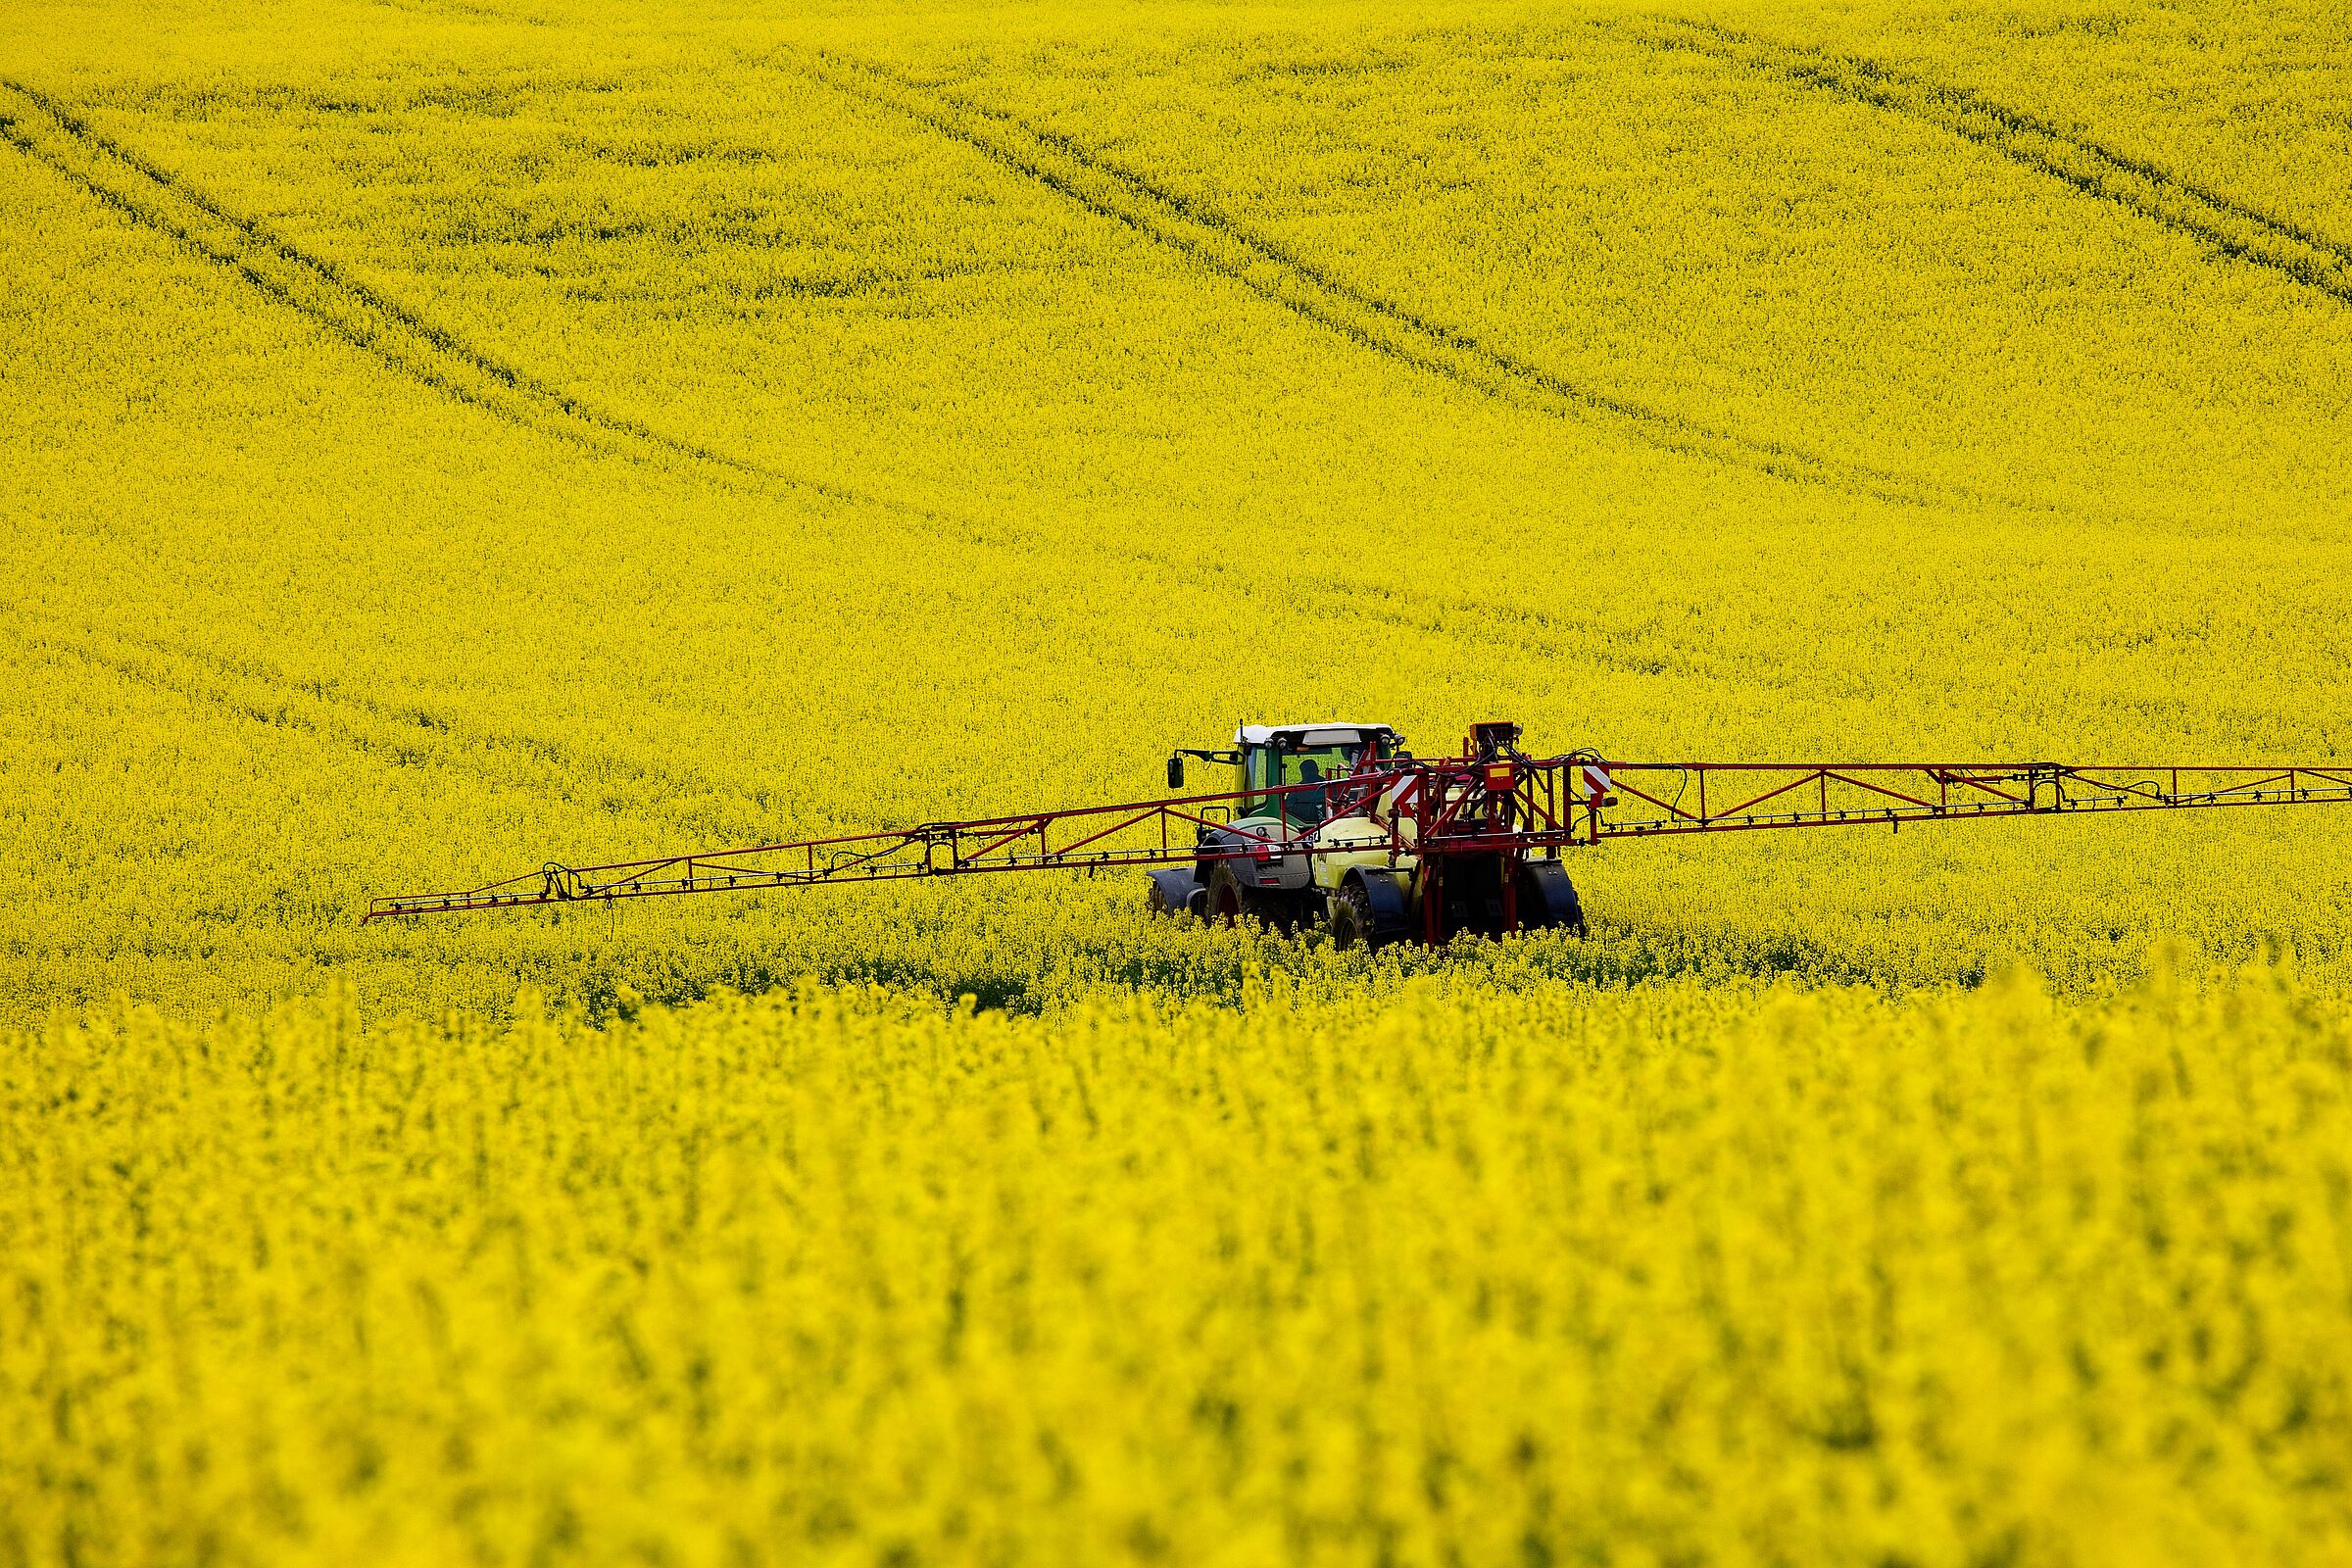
[1168,723,1401,828]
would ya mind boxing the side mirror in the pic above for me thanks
[1166,755,1185,790]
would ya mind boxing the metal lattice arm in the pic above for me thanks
[366,754,2352,922]
[1580,762,2352,840]
[364,779,1340,920]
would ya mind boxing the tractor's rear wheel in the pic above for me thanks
[1517,858,1587,937]
[1327,879,1378,951]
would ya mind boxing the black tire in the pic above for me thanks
[1145,868,1203,918]
[1517,858,1587,937]
[1329,869,1413,950]
[1209,863,1314,933]
[1206,861,1252,928]
[1327,878,1377,950]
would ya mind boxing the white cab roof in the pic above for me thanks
[1234,722,1396,747]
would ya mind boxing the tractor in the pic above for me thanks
[1145,721,1586,949]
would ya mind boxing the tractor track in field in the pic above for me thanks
[2,73,1787,700]
[1062,540,1747,689]
[1623,18,2352,309]
[2,66,1701,637]
[21,620,795,847]
[0,76,900,514]
[0,76,1231,595]
[787,48,1996,514]
[0,77,1740,682]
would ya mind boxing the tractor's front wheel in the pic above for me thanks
[1206,862,1252,928]
[1207,863,1312,933]
[1146,868,1204,919]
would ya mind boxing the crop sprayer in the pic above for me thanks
[367,721,2352,950]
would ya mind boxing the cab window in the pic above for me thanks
[1244,745,1276,807]
[1272,743,1366,826]
[1240,733,1390,824]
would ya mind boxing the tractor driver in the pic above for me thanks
[1293,758,1329,826]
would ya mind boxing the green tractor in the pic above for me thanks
[1145,721,1586,949]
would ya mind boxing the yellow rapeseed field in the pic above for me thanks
[4,0,2351,1560]
[9,969,2352,1565]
